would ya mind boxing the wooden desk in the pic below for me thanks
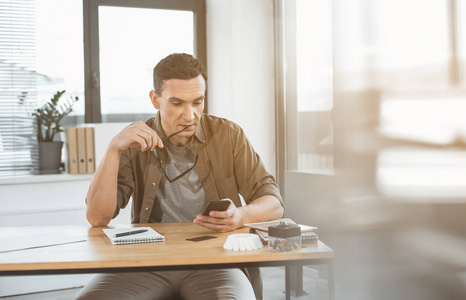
[0,223,334,300]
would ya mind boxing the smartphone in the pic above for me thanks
[202,200,231,216]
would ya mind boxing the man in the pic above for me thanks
[75,53,283,300]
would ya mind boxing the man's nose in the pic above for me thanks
[184,104,195,120]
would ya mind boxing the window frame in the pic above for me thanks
[275,0,335,183]
[82,0,207,123]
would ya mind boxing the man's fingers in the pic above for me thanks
[149,132,163,151]
[209,209,232,219]
[113,121,163,152]
[208,201,234,218]
[134,135,149,151]
[134,127,163,152]
[195,220,231,232]
[140,128,163,151]
[198,215,235,226]
[158,135,164,148]
[136,132,152,151]
[131,121,163,150]
[148,135,155,151]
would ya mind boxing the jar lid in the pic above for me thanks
[268,222,301,238]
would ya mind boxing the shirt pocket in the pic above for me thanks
[216,175,241,206]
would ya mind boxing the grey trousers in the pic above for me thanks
[74,269,256,300]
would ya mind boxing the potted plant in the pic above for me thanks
[33,90,79,174]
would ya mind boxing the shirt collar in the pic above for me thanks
[150,111,207,145]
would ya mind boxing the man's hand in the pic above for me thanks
[193,199,243,232]
[194,196,284,233]
[109,121,164,153]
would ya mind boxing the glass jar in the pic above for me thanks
[268,222,301,252]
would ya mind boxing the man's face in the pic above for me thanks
[150,75,205,146]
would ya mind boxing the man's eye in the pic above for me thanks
[172,102,182,106]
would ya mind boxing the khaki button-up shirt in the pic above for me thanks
[115,112,283,224]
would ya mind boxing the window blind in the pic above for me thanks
[0,0,38,176]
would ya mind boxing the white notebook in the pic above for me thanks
[103,227,165,245]
[244,218,317,233]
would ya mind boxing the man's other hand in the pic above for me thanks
[193,199,243,232]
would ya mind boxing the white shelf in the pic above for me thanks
[0,173,94,186]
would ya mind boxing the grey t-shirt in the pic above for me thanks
[151,142,208,223]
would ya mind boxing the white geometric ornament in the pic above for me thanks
[223,233,263,251]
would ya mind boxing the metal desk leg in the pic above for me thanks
[328,261,335,300]
[290,265,307,296]
[285,265,291,300]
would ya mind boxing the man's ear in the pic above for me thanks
[150,90,160,109]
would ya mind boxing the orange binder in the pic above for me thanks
[66,127,78,174]
[76,127,87,174]
[85,127,95,173]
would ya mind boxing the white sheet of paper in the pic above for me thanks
[244,218,317,232]
[0,232,87,253]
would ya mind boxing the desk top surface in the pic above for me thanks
[0,222,334,273]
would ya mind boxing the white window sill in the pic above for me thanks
[0,173,94,186]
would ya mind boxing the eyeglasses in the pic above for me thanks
[154,127,199,183]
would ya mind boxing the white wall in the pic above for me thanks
[206,0,277,176]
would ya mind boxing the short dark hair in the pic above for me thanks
[152,53,207,95]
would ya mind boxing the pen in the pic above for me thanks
[114,229,148,238]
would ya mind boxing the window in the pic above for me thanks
[276,0,466,201]
[36,0,84,116]
[98,6,194,121]
[330,0,466,200]
[294,0,334,173]
[83,0,206,123]
[0,0,37,176]
[278,0,334,175]
[0,0,84,176]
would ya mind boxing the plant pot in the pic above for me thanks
[39,141,64,174]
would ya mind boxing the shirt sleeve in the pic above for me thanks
[231,124,283,206]
[114,149,135,218]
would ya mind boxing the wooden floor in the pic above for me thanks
[0,266,335,300]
